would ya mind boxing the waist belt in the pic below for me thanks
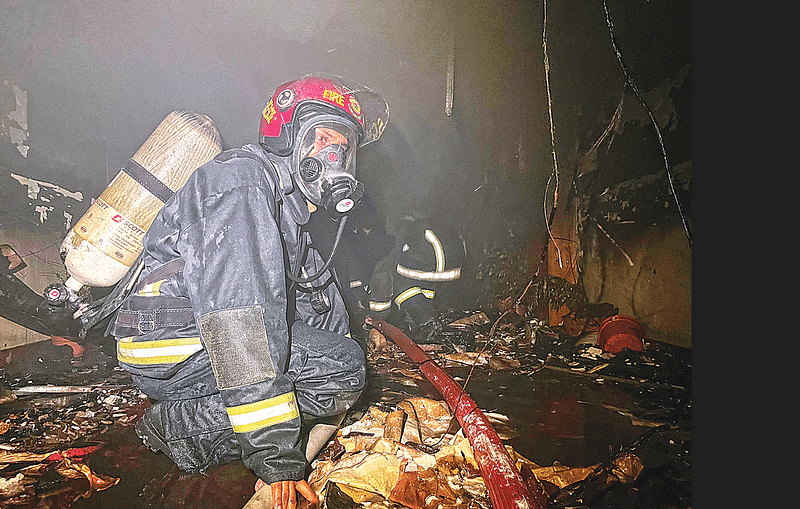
[109,258,192,337]
[114,299,195,336]
[115,295,194,336]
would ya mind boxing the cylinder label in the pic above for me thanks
[73,198,146,266]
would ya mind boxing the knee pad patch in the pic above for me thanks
[198,305,275,389]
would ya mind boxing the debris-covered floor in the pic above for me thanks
[0,311,691,509]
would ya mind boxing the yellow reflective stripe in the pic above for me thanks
[138,280,165,296]
[349,279,363,288]
[226,392,299,433]
[396,263,461,282]
[424,229,446,272]
[394,286,435,306]
[369,299,392,312]
[117,336,203,365]
[395,287,421,305]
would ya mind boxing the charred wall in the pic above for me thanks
[573,2,692,348]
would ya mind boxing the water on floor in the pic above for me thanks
[0,317,691,509]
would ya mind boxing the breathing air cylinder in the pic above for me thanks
[51,110,222,301]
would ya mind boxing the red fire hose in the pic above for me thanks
[367,317,548,509]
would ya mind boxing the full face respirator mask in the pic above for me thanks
[293,116,363,216]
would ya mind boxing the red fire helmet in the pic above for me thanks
[259,74,389,157]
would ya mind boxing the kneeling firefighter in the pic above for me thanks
[101,74,389,508]
[368,217,467,343]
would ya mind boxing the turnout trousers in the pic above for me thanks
[134,320,366,473]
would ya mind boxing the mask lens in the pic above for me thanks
[298,121,357,176]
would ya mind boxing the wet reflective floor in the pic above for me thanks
[1,319,691,509]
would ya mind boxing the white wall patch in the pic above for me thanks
[35,205,53,223]
[3,82,29,157]
[10,173,84,227]
[11,173,84,202]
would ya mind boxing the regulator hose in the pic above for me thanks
[286,214,348,284]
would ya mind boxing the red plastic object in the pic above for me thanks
[44,443,104,461]
[598,315,645,353]
[367,317,548,509]
[51,336,84,358]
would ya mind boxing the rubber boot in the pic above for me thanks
[303,411,346,463]
[135,402,171,458]
[243,483,272,509]
[134,399,241,473]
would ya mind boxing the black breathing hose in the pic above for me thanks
[286,214,348,284]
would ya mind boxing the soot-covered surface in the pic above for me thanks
[0,315,690,509]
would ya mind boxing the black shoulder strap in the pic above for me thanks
[133,258,185,292]
[122,158,174,203]
[91,254,145,336]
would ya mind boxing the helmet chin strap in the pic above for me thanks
[286,214,348,284]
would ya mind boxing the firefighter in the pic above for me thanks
[368,216,467,343]
[104,74,389,509]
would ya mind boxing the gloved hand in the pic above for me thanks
[399,296,441,344]
[249,478,320,509]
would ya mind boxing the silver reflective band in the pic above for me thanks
[395,264,461,282]
[349,279,363,288]
[424,229,446,272]
[369,300,392,312]
[117,336,203,365]
[226,392,299,433]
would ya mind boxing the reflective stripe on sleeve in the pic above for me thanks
[226,392,300,433]
[369,299,392,312]
[424,229,446,272]
[394,286,435,306]
[117,336,203,365]
[395,229,462,282]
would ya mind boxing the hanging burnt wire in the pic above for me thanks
[600,0,692,250]
[571,92,638,269]
[541,0,563,272]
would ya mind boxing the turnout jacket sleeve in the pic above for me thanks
[172,153,306,483]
